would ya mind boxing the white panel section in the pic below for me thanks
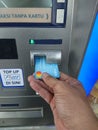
[56,9,65,23]
[0,69,24,87]
[0,8,51,23]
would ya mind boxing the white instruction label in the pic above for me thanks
[0,69,24,87]
[57,0,65,3]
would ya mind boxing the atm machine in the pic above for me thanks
[0,0,97,129]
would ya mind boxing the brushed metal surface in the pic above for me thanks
[0,0,97,127]
[30,50,62,65]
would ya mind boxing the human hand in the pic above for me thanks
[28,72,98,130]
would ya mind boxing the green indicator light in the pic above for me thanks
[29,39,35,44]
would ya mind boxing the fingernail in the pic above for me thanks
[42,72,49,78]
[28,75,32,81]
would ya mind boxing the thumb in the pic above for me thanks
[42,73,64,93]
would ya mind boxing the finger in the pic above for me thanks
[42,73,59,89]
[42,73,67,95]
[28,75,53,94]
[28,75,46,88]
[36,80,54,94]
[30,80,53,104]
[60,72,80,85]
[28,75,33,82]
[28,74,42,82]
[60,72,81,87]
[60,72,70,81]
[60,73,86,95]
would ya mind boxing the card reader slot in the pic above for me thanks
[0,108,43,118]
[30,50,62,66]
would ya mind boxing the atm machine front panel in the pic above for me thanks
[0,0,69,127]
[0,0,97,127]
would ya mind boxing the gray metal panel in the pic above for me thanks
[0,108,43,118]
[0,126,56,130]
[0,0,97,127]
[69,0,98,77]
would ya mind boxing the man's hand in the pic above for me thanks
[28,72,98,130]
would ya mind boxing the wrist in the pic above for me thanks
[74,114,98,130]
